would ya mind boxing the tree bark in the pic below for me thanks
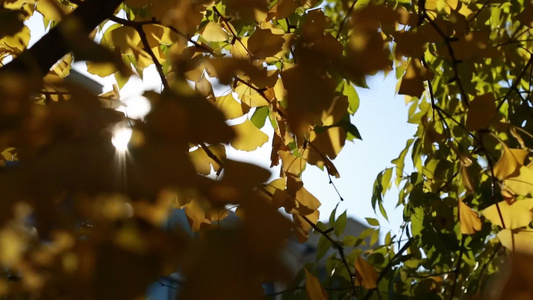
[0,0,124,76]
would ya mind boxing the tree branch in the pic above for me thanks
[301,215,357,298]
[1,0,124,76]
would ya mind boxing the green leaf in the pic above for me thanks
[250,106,269,129]
[366,217,380,227]
[334,210,347,236]
[316,235,332,262]
[342,81,360,114]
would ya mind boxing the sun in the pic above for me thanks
[111,126,132,153]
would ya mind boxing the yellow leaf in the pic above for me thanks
[466,93,497,131]
[460,165,475,193]
[226,0,269,23]
[189,144,225,175]
[234,82,270,108]
[355,256,378,289]
[459,200,482,234]
[231,37,250,59]
[482,199,533,229]
[269,0,301,19]
[321,94,348,126]
[185,199,210,231]
[279,150,306,176]
[309,127,346,159]
[201,22,229,42]
[398,58,433,98]
[109,25,141,55]
[304,268,328,300]
[498,229,533,255]
[505,165,533,197]
[493,147,529,180]
[86,61,117,77]
[287,176,321,213]
[248,28,285,59]
[212,93,246,119]
[230,119,269,151]
[36,0,72,22]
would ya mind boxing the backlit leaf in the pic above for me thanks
[459,199,482,235]
[305,268,328,300]
[355,255,378,289]
[482,199,533,229]
[230,119,269,151]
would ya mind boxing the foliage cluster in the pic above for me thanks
[0,0,532,299]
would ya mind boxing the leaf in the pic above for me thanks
[0,9,24,39]
[269,0,301,19]
[86,61,117,77]
[398,58,433,98]
[498,229,533,255]
[504,165,533,197]
[466,93,497,131]
[459,199,482,235]
[212,93,245,120]
[248,28,285,59]
[482,199,533,229]
[250,106,269,129]
[366,217,380,227]
[189,144,226,175]
[36,0,72,21]
[342,81,360,114]
[493,147,529,180]
[355,255,378,289]
[201,22,229,42]
[334,210,347,236]
[304,268,328,300]
[230,119,269,151]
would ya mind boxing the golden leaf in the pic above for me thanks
[355,255,379,289]
[36,0,73,22]
[230,119,269,151]
[248,28,285,59]
[86,61,117,77]
[189,144,225,175]
[269,0,302,19]
[305,268,328,300]
[505,165,533,197]
[185,199,210,231]
[398,58,433,98]
[493,147,529,180]
[201,22,229,42]
[459,200,482,234]
[212,93,246,119]
[482,199,533,229]
[498,229,533,255]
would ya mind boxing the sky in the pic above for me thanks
[25,12,416,238]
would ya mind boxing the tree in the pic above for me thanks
[0,0,532,299]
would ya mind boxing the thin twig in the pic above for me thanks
[467,0,493,24]
[212,6,252,59]
[108,15,168,90]
[363,240,412,300]
[496,55,533,110]
[336,0,359,39]
[424,16,470,107]
[199,143,225,176]
[301,215,357,297]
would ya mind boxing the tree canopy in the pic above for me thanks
[0,0,532,299]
